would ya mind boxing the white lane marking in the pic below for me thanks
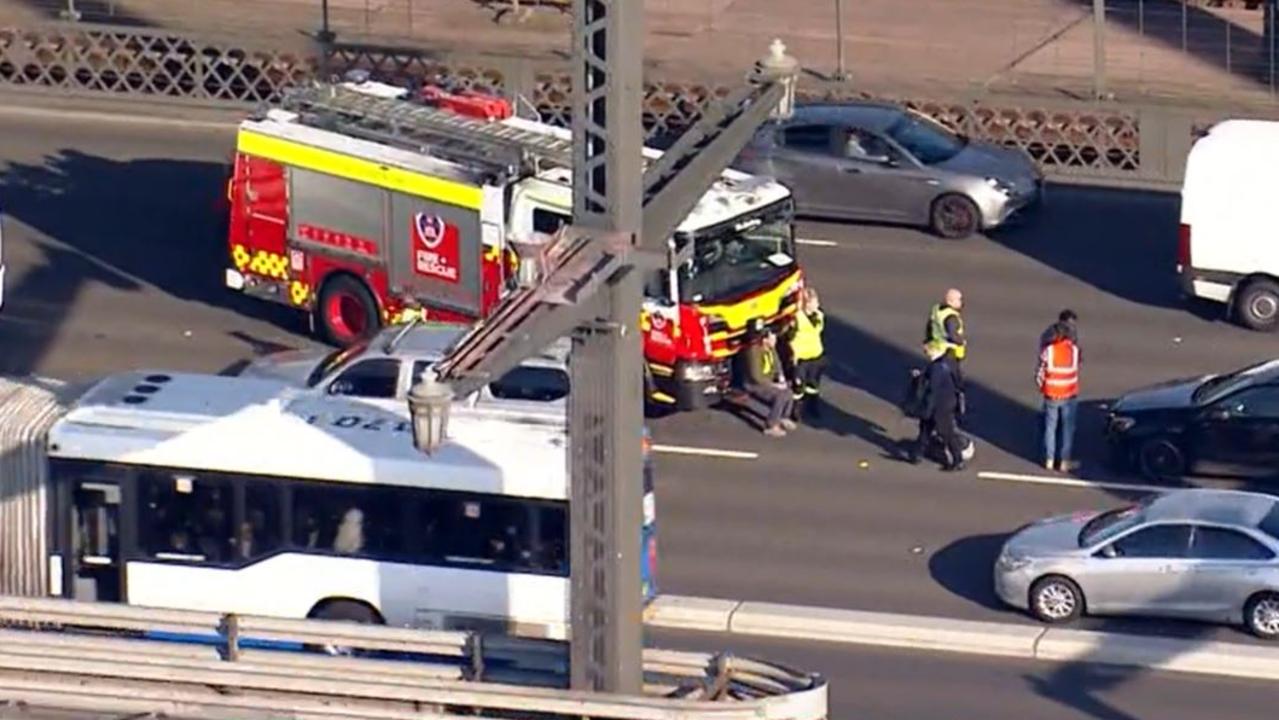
[796,237,840,247]
[651,444,759,460]
[977,471,1171,495]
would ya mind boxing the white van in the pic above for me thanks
[1179,119,1279,331]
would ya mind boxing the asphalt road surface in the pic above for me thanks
[649,628,1279,720]
[5,110,1279,651]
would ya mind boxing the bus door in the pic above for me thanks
[65,480,124,603]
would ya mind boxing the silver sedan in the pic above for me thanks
[735,102,1043,239]
[994,489,1279,639]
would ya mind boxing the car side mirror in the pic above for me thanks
[328,380,353,396]
[1207,407,1232,422]
[1099,544,1119,559]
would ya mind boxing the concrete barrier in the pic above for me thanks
[650,595,1279,682]
[727,602,1043,660]
[1036,628,1279,682]
[644,596,741,633]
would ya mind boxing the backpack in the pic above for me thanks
[901,367,930,419]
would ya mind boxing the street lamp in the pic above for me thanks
[753,39,800,121]
[407,371,454,455]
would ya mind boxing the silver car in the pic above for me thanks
[239,322,570,424]
[995,489,1279,639]
[736,102,1043,239]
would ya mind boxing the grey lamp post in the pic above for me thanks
[407,372,454,455]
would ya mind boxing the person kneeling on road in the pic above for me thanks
[741,320,797,437]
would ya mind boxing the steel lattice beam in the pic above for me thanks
[641,81,786,243]
[568,0,645,696]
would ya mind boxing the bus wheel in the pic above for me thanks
[308,599,382,656]
[317,276,380,346]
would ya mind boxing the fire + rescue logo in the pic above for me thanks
[412,212,460,283]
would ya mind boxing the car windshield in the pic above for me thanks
[1078,504,1146,548]
[677,204,795,304]
[306,341,370,387]
[884,111,966,165]
[1191,359,1277,404]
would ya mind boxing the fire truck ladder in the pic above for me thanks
[280,84,575,175]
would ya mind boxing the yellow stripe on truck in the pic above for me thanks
[237,130,483,210]
[699,269,803,330]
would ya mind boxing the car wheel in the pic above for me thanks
[317,275,380,347]
[1234,279,1279,332]
[1137,437,1186,482]
[1245,593,1279,640]
[308,599,382,656]
[1028,575,1084,624]
[929,194,981,240]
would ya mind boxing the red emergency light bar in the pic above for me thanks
[420,85,513,121]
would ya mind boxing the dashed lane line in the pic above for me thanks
[795,237,840,247]
[977,470,1172,495]
[651,444,759,460]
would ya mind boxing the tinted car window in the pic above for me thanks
[1111,524,1191,559]
[329,358,400,399]
[1222,385,1279,418]
[489,366,570,402]
[1191,527,1275,561]
[781,124,833,153]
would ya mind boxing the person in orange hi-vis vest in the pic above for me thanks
[1037,320,1081,473]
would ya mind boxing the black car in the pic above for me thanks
[1106,359,1279,481]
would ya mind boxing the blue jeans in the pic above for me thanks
[1043,397,1077,465]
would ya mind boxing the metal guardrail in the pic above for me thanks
[0,595,828,720]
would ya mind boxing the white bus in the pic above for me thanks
[32,370,657,640]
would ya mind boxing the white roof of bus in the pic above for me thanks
[245,106,791,234]
[48,371,570,501]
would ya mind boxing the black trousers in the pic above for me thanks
[914,411,964,466]
[793,357,826,396]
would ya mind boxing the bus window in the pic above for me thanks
[425,494,567,575]
[137,471,234,564]
[291,483,402,558]
[238,481,283,561]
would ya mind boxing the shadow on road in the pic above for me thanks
[0,149,303,375]
[927,532,1010,611]
[822,312,1041,462]
[991,184,1185,311]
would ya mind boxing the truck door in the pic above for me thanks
[387,192,484,318]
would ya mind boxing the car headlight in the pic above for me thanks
[1109,415,1137,433]
[985,176,1013,194]
[997,551,1032,572]
[680,362,717,382]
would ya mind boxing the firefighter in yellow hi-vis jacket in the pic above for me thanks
[787,287,827,423]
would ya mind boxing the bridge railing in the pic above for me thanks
[0,594,828,720]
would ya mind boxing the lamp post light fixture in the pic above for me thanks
[407,372,454,455]
[753,39,800,121]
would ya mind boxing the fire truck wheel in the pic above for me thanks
[317,275,381,346]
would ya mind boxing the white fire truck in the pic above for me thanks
[224,80,804,410]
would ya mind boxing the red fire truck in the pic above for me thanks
[224,81,804,410]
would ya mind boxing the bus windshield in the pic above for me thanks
[675,201,795,304]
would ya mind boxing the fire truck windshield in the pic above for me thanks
[676,203,795,304]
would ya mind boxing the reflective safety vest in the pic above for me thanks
[761,347,777,378]
[1039,339,1080,399]
[925,305,966,360]
[791,310,825,361]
